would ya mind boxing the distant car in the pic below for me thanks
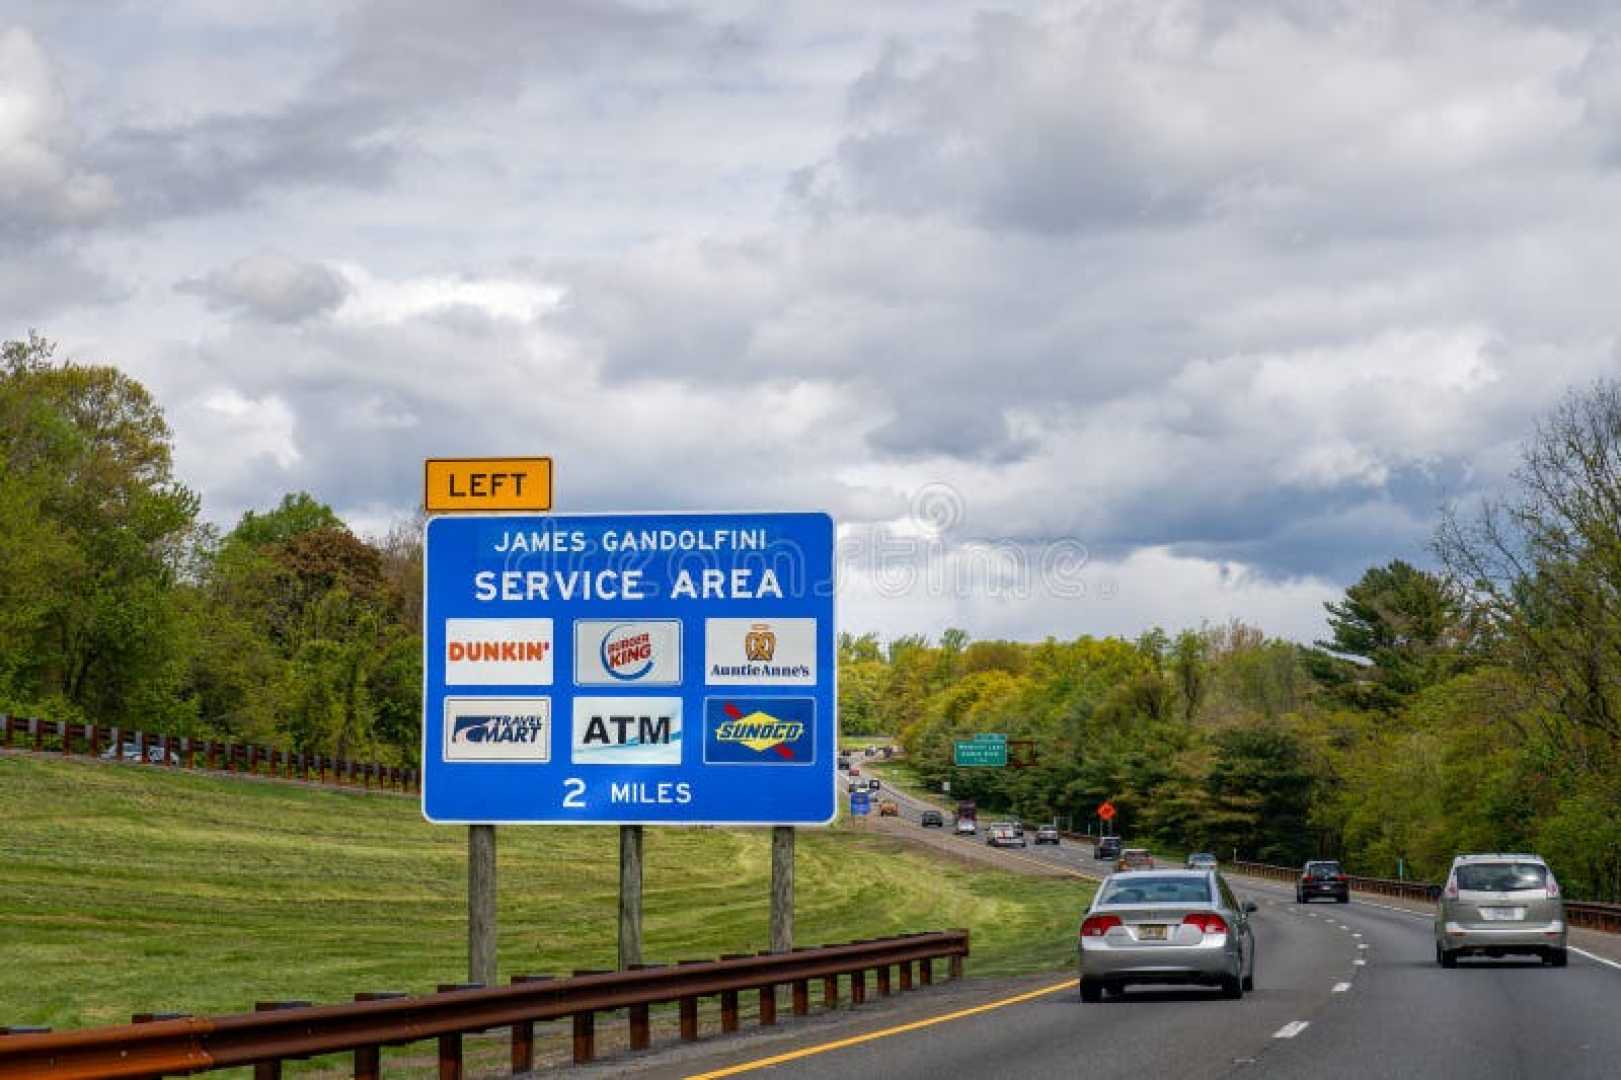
[867,778,881,792]
[837,756,850,771]
[1186,853,1218,870]
[864,747,878,757]
[1296,860,1349,904]
[1079,869,1257,1001]
[1116,849,1155,872]
[920,810,944,828]
[955,817,977,836]
[879,800,899,817]
[1035,825,1061,845]
[99,742,178,765]
[849,765,860,777]
[1435,853,1566,968]
[1094,836,1122,861]
[1011,821,1025,838]
[847,781,862,794]
[987,824,1026,848]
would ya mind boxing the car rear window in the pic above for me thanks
[1306,863,1341,876]
[1455,862,1547,892]
[1101,877,1212,904]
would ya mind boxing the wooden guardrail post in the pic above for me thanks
[625,965,657,1050]
[850,969,866,1005]
[509,975,553,1071]
[31,718,42,753]
[350,991,406,1080]
[251,1001,311,1080]
[899,959,914,991]
[435,983,483,1079]
[570,970,608,1064]
[792,976,809,1016]
[677,960,707,1042]
[58,720,70,756]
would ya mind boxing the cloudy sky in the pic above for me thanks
[7,0,1620,643]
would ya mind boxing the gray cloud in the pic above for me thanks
[178,254,349,323]
[19,0,1621,641]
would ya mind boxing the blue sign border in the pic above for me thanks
[421,511,837,825]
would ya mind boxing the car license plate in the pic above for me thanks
[1137,924,1168,941]
[1481,907,1525,921]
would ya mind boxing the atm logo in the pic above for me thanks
[571,697,682,765]
[446,618,554,686]
[703,697,814,766]
[443,698,551,762]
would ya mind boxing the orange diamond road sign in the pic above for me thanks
[1098,801,1117,821]
[425,458,552,512]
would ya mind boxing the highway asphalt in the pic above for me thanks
[585,769,1621,1079]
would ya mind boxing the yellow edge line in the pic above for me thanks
[683,977,1079,1079]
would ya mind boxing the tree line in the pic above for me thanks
[5,333,1620,900]
[0,334,423,765]
[842,389,1621,901]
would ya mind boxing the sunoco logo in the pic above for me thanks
[703,697,814,766]
[443,697,551,762]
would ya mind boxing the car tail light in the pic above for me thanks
[1443,876,1458,901]
[1547,875,1561,898]
[1081,914,1122,938]
[1335,874,1348,882]
[1301,874,1311,883]
[1183,913,1229,935]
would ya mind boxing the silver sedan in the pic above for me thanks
[1078,869,1257,1001]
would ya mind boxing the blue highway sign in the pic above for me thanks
[422,512,836,825]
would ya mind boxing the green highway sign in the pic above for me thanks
[953,739,1007,767]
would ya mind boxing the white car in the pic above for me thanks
[955,817,977,836]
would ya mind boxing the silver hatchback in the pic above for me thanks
[1078,870,1257,1001]
[1434,854,1566,968]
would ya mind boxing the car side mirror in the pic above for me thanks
[1243,901,1258,914]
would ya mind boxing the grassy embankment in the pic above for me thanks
[0,754,1090,1033]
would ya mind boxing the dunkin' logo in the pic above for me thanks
[445,619,554,686]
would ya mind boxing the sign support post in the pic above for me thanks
[618,825,644,968]
[770,826,794,953]
[468,823,497,985]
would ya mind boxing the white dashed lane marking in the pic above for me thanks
[1273,1021,1310,1039]
[1332,981,1352,993]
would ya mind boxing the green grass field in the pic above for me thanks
[0,754,1090,1032]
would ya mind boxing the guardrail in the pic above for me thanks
[0,714,418,795]
[1228,860,1621,933]
[0,931,968,1078]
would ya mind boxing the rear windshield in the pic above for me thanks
[1102,877,1212,905]
[1306,863,1341,877]
[1455,863,1547,892]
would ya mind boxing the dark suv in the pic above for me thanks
[1094,835,1122,861]
[1297,860,1349,903]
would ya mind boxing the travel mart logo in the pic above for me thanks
[573,620,681,686]
[703,697,815,766]
[443,698,551,762]
[705,618,816,686]
[571,697,682,765]
[445,618,553,685]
